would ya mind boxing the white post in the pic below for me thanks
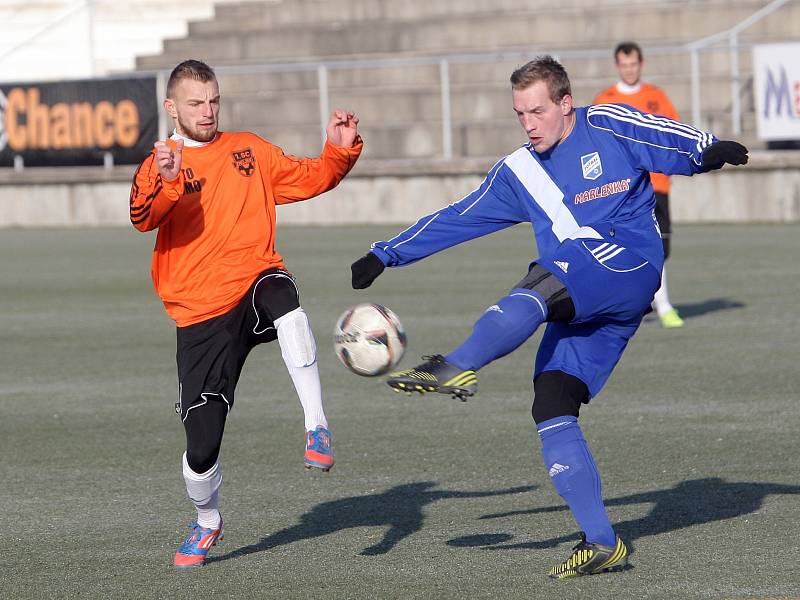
[157,71,169,141]
[317,64,330,148]
[439,59,452,160]
[690,47,702,128]
[729,33,742,136]
[86,0,96,77]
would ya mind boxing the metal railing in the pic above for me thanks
[150,0,791,159]
[687,0,793,134]
[4,0,794,167]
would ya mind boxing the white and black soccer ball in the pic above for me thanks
[333,303,407,376]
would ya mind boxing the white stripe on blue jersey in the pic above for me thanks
[505,147,602,243]
[588,103,714,163]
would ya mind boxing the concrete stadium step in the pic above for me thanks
[138,0,794,68]
[207,48,758,100]
[219,73,740,130]
[194,0,769,34]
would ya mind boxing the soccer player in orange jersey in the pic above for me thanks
[595,42,684,328]
[129,60,362,568]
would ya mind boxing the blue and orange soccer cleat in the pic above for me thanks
[174,520,223,569]
[304,426,334,471]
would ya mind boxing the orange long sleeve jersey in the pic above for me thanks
[130,132,362,326]
[594,82,678,195]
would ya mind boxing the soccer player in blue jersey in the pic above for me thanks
[350,56,747,579]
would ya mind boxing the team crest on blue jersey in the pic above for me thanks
[581,152,602,180]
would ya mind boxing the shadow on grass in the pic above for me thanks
[676,298,745,319]
[207,481,535,563]
[451,478,800,553]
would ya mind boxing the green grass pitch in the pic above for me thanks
[2,223,799,599]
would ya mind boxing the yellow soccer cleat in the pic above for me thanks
[659,308,684,328]
[387,354,477,401]
[548,533,629,579]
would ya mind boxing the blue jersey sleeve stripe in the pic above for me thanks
[457,159,505,215]
[587,119,702,165]
[588,105,707,145]
[372,157,508,254]
[590,103,707,141]
[391,213,441,249]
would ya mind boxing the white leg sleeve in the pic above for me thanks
[275,307,327,431]
[182,452,222,529]
[652,267,673,317]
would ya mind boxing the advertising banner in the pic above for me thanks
[0,76,158,166]
[753,43,800,141]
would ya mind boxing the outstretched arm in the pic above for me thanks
[270,109,363,204]
[351,160,526,289]
[587,103,747,175]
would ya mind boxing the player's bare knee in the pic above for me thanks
[275,307,317,367]
[532,370,589,424]
[514,263,575,322]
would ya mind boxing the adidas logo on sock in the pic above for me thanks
[486,304,503,313]
[554,260,569,273]
[548,463,570,477]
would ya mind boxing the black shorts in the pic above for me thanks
[654,192,671,238]
[175,268,300,420]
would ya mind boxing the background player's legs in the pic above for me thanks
[651,193,683,328]
[533,371,615,547]
[447,264,574,371]
[183,397,228,529]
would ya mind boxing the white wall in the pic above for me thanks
[0,0,276,83]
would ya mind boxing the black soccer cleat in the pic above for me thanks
[387,354,477,401]
[548,533,629,579]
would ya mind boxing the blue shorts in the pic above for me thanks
[534,238,661,397]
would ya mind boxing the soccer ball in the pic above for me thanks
[333,303,407,376]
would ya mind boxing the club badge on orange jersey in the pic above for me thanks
[232,148,256,177]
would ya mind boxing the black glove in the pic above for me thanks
[351,252,385,289]
[701,140,749,168]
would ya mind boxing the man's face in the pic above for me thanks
[164,78,221,142]
[615,51,643,87]
[512,80,573,153]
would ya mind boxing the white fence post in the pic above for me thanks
[730,33,742,136]
[317,64,330,147]
[439,59,453,160]
[690,47,702,128]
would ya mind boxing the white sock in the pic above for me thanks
[275,307,328,432]
[652,267,674,317]
[182,453,222,529]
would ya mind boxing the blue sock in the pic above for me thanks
[537,416,616,547]
[447,288,547,370]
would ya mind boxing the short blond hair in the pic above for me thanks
[166,60,216,98]
[510,56,571,104]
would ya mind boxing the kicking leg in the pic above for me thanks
[388,263,573,400]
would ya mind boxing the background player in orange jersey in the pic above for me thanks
[129,59,362,568]
[595,42,684,328]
